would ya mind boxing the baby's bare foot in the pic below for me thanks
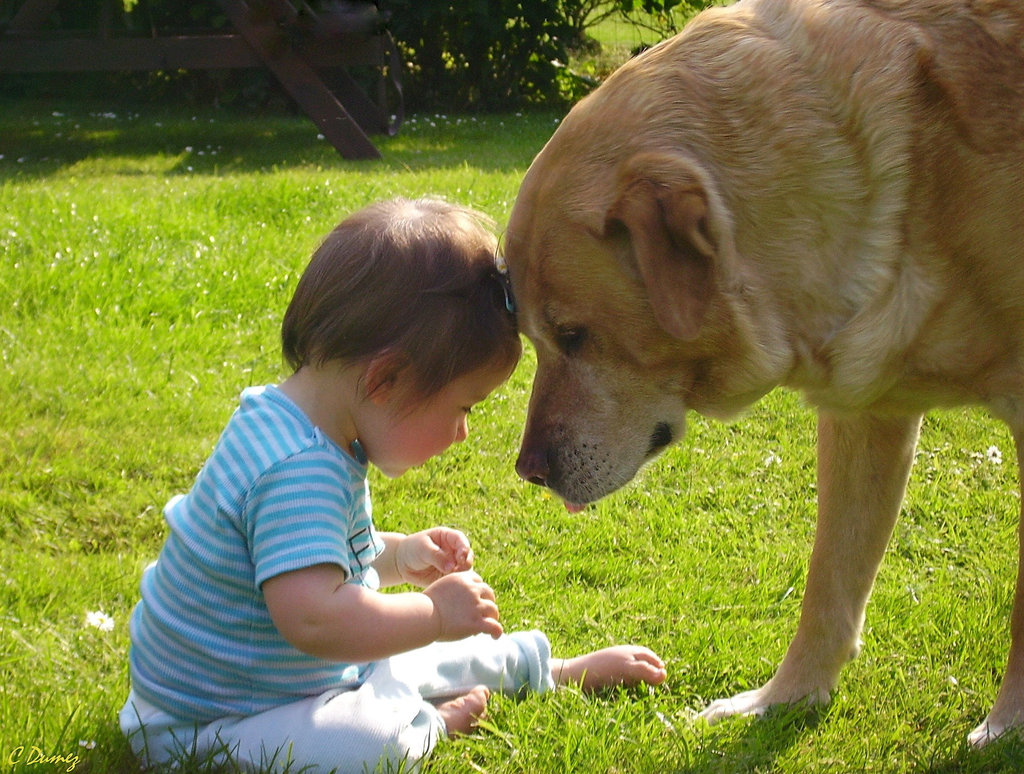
[437,685,490,737]
[553,645,667,692]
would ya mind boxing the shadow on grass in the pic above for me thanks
[670,702,1024,774]
[677,702,830,773]
[920,733,1024,774]
[0,97,559,180]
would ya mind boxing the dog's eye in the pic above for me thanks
[555,326,587,355]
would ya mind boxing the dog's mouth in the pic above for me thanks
[645,421,674,458]
[558,423,675,513]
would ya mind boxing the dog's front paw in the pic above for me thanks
[968,720,1001,748]
[699,688,774,723]
[968,716,1024,748]
[699,681,833,724]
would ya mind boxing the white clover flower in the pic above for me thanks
[986,445,1003,465]
[85,610,114,632]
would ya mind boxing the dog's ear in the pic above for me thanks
[606,152,723,340]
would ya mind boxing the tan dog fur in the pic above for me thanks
[504,0,1024,745]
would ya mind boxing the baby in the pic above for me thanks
[120,197,667,773]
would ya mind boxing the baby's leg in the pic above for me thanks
[183,665,447,774]
[390,630,556,698]
[552,645,667,692]
[434,685,490,737]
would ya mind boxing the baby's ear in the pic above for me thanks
[362,351,407,403]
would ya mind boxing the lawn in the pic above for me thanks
[3,97,1024,774]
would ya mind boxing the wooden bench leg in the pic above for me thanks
[217,0,381,160]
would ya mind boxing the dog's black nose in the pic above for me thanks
[516,445,549,487]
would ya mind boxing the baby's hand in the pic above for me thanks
[423,571,503,641]
[396,528,474,587]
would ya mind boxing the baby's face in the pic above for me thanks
[361,363,510,478]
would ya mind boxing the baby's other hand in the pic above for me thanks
[396,528,474,587]
[423,571,503,641]
[426,526,473,572]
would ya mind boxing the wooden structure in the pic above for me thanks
[0,0,403,159]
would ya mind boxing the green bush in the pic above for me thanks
[385,0,704,110]
[387,0,573,111]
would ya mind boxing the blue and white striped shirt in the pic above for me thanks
[128,385,385,722]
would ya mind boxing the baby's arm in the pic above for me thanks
[263,562,501,663]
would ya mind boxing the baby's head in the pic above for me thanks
[282,197,521,405]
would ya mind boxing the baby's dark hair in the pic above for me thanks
[282,197,521,402]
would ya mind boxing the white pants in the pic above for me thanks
[120,631,553,774]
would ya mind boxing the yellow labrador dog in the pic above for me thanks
[504,0,1024,746]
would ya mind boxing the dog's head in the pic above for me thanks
[506,143,777,510]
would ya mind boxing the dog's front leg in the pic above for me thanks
[701,411,922,722]
[969,426,1024,747]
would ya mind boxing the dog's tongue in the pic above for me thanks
[564,501,587,513]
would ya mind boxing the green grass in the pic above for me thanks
[3,97,1024,773]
